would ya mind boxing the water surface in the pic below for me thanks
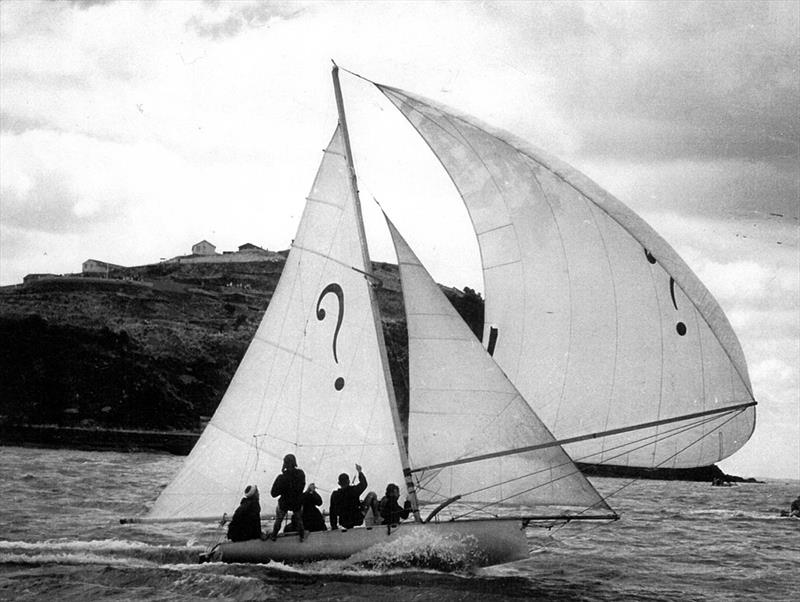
[1,447,796,600]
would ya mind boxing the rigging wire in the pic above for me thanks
[528,409,748,551]
[446,412,724,502]
[444,410,737,520]
[412,413,721,519]
[589,408,747,510]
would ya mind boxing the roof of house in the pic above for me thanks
[238,242,264,251]
[83,259,125,269]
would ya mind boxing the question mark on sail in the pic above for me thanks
[316,283,345,390]
[644,249,687,336]
[669,278,687,336]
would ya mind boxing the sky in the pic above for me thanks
[0,0,797,480]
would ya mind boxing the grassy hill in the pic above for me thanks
[0,257,483,434]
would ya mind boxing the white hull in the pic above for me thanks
[209,519,529,567]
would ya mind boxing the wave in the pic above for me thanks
[679,509,793,521]
[0,551,155,567]
[347,529,488,572]
[0,539,203,565]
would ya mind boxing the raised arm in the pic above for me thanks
[354,464,367,496]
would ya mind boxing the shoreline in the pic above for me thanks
[0,424,763,483]
[0,424,198,455]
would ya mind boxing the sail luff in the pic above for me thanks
[331,65,422,520]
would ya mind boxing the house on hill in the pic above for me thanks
[163,240,282,264]
[192,240,217,256]
[23,273,58,284]
[238,243,265,252]
[82,259,125,276]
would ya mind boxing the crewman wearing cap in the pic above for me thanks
[226,484,264,542]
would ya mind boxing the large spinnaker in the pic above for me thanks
[385,216,610,515]
[377,84,755,469]
[149,127,406,520]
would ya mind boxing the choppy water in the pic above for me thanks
[0,446,797,601]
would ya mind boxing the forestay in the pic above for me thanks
[385,217,609,515]
[149,127,406,520]
[377,84,755,469]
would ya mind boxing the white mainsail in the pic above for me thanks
[376,84,755,469]
[149,127,406,519]
[385,216,610,515]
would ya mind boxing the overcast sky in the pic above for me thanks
[1,0,797,480]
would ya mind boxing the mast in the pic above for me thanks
[331,63,422,522]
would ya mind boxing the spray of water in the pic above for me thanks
[347,529,488,572]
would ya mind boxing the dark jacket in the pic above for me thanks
[227,497,262,542]
[271,467,306,512]
[285,490,327,533]
[329,471,367,529]
[378,496,412,525]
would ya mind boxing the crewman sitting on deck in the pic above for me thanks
[378,483,413,526]
[330,463,378,529]
[226,484,264,542]
[269,453,306,541]
[284,483,327,533]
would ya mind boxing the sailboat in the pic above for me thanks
[125,65,755,567]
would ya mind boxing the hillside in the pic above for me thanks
[0,257,482,434]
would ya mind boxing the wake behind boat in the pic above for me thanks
[123,64,755,567]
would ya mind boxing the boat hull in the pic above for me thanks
[211,519,528,567]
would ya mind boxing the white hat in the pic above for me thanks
[244,485,259,498]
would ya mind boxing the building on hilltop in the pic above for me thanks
[23,273,58,284]
[82,259,125,276]
[191,240,217,256]
[238,243,266,252]
[163,240,283,264]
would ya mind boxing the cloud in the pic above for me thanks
[698,258,798,305]
[580,157,799,222]
[489,1,799,163]
[72,0,116,8]
[185,1,308,39]
[752,357,799,396]
[0,130,135,233]
[0,111,52,135]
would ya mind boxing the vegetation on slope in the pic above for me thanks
[0,258,483,434]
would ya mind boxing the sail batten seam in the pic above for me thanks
[306,196,343,209]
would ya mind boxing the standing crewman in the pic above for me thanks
[269,453,306,541]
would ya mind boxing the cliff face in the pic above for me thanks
[0,258,483,434]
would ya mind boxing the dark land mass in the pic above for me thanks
[0,257,755,483]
